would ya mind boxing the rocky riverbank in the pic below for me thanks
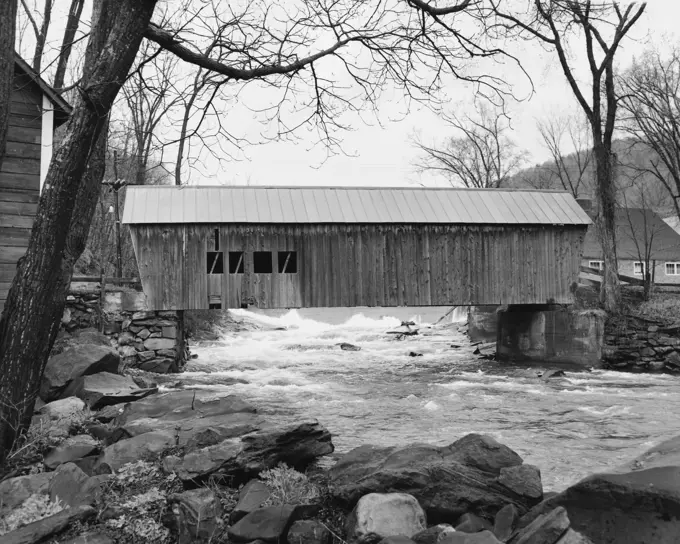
[3,328,680,543]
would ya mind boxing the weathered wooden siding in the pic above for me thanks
[130,223,586,310]
[0,69,42,308]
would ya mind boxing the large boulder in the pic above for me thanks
[231,479,273,523]
[164,421,333,484]
[345,493,427,543]
[61,372,157,409]
[519,435,680,544]
[40,397,86,421]
[113,390,261,448]
[44,435,99,470]
[95,431,177,473]
[329,434,542,523]
[0,472,54,517]
[41,345,120,401]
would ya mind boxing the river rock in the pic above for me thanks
[540,369,565,381]
[231,479,273,523]
[164,420,333,483]
[144,337,176,351]
[498,465,542,500]
[0,472,54,517]
[1,505,96,544]
[40,397,86,420]
[40,345,120,401]
[48,463,104,508]
[441,531,502,544]
[346,493,427,543]
[228,505,297,543]
[114,390,261,447]
[44,435,99,470]
[329,434,539,523]
[412,524,456,544]
[61,372,157,409]
[340,343,361,351]
[518,435,680,544]
[94,430,176,473]
[493,504,519,541]
[456,513,492,533]
[510,506,569,544]
[168,488,223,543]
[288,520,332,544]
[138,358,178,374]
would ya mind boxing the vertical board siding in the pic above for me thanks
[129,223,586,310]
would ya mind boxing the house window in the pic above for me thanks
[666,262,680,275]
[253,251,273,273]
[229,251,245,274]
[633,262,646,276]
[588,261,603,271]
[207,252,224,274]
[278,251,297,274]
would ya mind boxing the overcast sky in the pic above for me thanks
[18,1,680,188]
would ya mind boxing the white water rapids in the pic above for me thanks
[180,306,680,491]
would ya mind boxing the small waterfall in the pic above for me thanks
[450,306,468,323]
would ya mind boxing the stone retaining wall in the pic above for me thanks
[603,315,680,372]
[62,287,187,373]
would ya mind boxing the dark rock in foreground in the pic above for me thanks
[164,420,333,483]
[1,505,95,544]
[41,345,119,402]
[520,435,680,544]
[329,434,542,523]
[228,505,297,543]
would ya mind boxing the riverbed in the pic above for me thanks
[183,306,680,491]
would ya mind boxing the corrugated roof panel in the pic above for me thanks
[122,186,591,226]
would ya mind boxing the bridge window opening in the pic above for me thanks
[253,251,273,273]
[209,302,222,309]
[278,251,297,273]
[213,229,220,251]
[207,251,224,274]
[229,251,245,274]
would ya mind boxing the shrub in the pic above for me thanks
[259,463,320,506]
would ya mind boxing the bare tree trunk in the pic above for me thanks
[594,143,620,313]
[53,0,85,91]
[0,0,18,172]
[0,0,156,462]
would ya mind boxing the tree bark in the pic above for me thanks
[53,0,85,91]
[0,0,18,172]
[0,0,156,462]
[593,143,620,313]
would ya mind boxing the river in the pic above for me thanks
[182,306,680,492]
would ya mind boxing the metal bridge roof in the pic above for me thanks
[122,186,591,226]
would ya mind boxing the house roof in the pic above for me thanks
[14,54,72,126]
[583,208,680,261]
[122,185,592,226]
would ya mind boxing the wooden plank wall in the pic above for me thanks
[0,69,42,308]
[130,223,586,310]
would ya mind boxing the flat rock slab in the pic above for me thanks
[40,397,86,420]
[441,531,502,544]
[329,434,541,523]
[164,421,333,484]
[288,520,331,544]
[48,462,105,508]
[114,390,261,448]
[0,472,53,517]
[498,465,543,500]
[95,430,176,473]
[512,506,570,544]
[232,479,273,523]
[59,533,115,544]
[41,345,120,402]
[1,505,95,544]
[62,372,157,409]
[44,434,99,470]
[228,505,296,543]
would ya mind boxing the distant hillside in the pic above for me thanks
[507,138,674,216]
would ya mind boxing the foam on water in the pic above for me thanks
[187,307,680,492]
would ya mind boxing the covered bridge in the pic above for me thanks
[122,186,591,310]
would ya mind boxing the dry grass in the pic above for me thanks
[259,463,321,506]
[636,294,680,322]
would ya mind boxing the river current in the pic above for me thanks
[182,306,680,492]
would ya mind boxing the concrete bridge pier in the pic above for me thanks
[496,305,605,367]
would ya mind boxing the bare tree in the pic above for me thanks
[414,104,526,188]
[493,0,647,313]
[18,0,54,73]
[0,0,517,461]
[618,46,680,219]
[537,112,593,198]
[53,0,85,91]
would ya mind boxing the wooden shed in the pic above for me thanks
[0,55,71,309]
[123,186,591,310]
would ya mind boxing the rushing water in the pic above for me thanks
[181,306,680,491]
